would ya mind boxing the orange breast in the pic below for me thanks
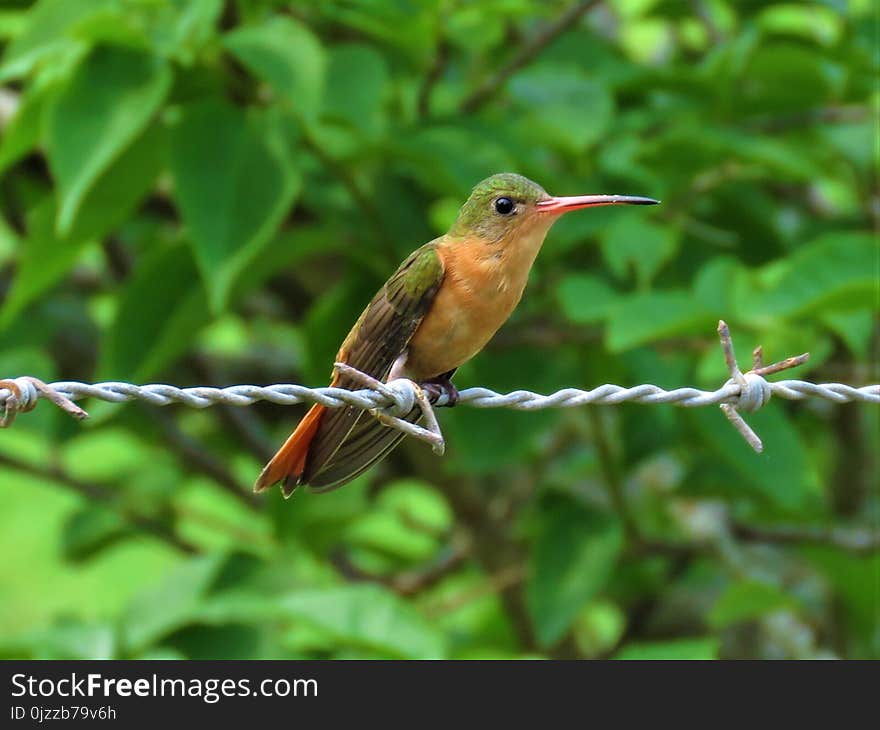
[405,239,533,379]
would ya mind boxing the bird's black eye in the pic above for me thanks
[494,197,515,215]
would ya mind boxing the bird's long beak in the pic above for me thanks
[536,194,659,214]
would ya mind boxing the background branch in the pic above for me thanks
[459,0,600,113]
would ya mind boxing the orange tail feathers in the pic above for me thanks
[254,404,326,497]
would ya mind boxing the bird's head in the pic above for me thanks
[449,172,658,244]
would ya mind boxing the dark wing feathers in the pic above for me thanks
[302,244,444,489]
[306,406,419,492]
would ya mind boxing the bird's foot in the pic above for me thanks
[419,377,459,407]
[334,362,446,455]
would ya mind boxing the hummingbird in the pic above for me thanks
[255,173,658,496]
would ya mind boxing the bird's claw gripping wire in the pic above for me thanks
[717,320,809,453]
[333,363,446,455]
[419,378,460,407]
[0,376,88,428]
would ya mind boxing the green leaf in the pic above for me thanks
[61,428,151,483]
[0,83,50,175]
[64,122,166,242]
[0,0,108,82]
[802,548,880,658]
[687,405,819,511]
[620,18,673,64]
[820,310,874,359]
[150,0,223,63]
[343,480,452,564]
[615,637,720,660]
[44,44,171,235]
[708,580,795,629]
[394,126,516,196]
[1,124,164,329]
[314,1,433,63]
[0,10,27,41]
[228,224,347,304]
[0,216,18,261]
[376,479,453,535]
[61,506,130,563]
[606,290,715,352]
[446,3,507,52]
[572,600,626,658]
[164,624,263,660]
[281,585,446,659]
[758,4,843,46]
[0,199,92,330]
[708,128,825,180]
[600,216,679,287]
[557,274,619,324]
[746,232,877,320]
[169,99,301,311]
[97,244,209,385]
[509,64,614,152]
[527,500,623,647]
[64,4,153,51]
[344,512,438,563]
[738,43,841,115]
[224,16,325,121]
[301,276,376,384]
[0,620,117,660]
[122,554,226,653]
[692,256,746,315]
[323,43,388,136]
[823,121,874,173]
[193,591,290,625]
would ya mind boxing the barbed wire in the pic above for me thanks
[1,321,877,454]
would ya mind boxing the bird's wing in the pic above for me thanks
[302,242,445,490]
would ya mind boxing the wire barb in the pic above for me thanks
[717,320,809,453]
[0,324,876,456]
[0,376,88,428]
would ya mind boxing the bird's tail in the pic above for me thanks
[254,403,326,497]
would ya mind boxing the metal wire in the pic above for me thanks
[1,377,878,411]
[0,322,877,453]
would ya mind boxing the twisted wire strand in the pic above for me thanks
[0,320,876,455]
[1,378,878,412]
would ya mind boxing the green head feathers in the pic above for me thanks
[449,173,549,240]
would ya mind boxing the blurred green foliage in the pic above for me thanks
[0,0,876,660]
